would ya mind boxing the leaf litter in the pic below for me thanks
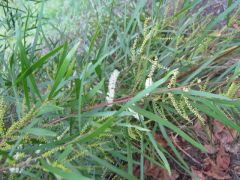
[143,119,239,180]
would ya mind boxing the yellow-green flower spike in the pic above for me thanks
[131,37,138,63]
[0,98,6,136]
[226,82,239,99]
[143,17,151,37]
[148,56,158,78]
[183,95,205,124]
[168,69,178,88]
[5,106,37,138]
[42,145,65,158]
[168,93,190,122]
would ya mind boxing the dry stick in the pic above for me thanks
[171,134,202,166]
[45,96,133,126]
[177,46,240,81]
[46,79,239,126]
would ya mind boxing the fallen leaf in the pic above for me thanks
[194,120,203,131]
[161,169,179,180]
[213,120,238,144]
[192,120,209,142]
[133,159,179,180]
[204,144,217,154]
[214,120,225,134]
[203,157,231,180]
[191,166,206,180]
[216,146,230,171]
[154,133,168,148]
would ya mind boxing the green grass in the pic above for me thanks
[0,0,240,179]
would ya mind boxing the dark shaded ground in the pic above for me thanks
[132,119,240,180]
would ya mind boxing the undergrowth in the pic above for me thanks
[0,0,240,179]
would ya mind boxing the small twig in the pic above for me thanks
[177,46,240,81]
[171,133,202,166]
[45,79,239,126]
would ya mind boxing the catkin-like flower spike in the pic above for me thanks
[227,82,239,98]
[147,55,170,71]
[98,133,113,139]
[139,31,152,56]
[87,141,109,148]
[143,17,151,37]
[67,150,87,162]
[176,35,183,50]
[42,145,65,158]
[179,99,190,122]
[0,98,6,135]
[0,141,11,151]
[145,77,153,96]
[168,93,190,121]
[128,128,137,140]
[140,19,155,56]
[223,109,234,120]
[131,37,138,63]
[160,36,174,41]
[52,161,69,172]
[158,63,169,71]
[104,155,115,165]
[80,122,91,135]
[153,101,167,119]
[106,69,120,105]
[96,115,111,123]
[152,23,159,36]
[6,106,37,138]
[162,4,170,26]
[168,69,179,88]
[188,78,199,88]
[148,56,158,78]
[183,95,205,124]
[174,0,180,15]
[128,127,141,140]
[200,77,210,91]
[57,127,70,140]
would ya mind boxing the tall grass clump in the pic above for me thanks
[0,0,240,179]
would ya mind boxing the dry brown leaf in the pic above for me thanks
[204,144,217,154]
[214,120,225,134]
[203,157,231,180]
[191,166,206,180]
[161,169,179,180]
[133,159,179,180]
[216,146,230,171]
[192,120,209,142]
[213,120,238,144]
[154,133,168,148]
[194,120,203,131]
